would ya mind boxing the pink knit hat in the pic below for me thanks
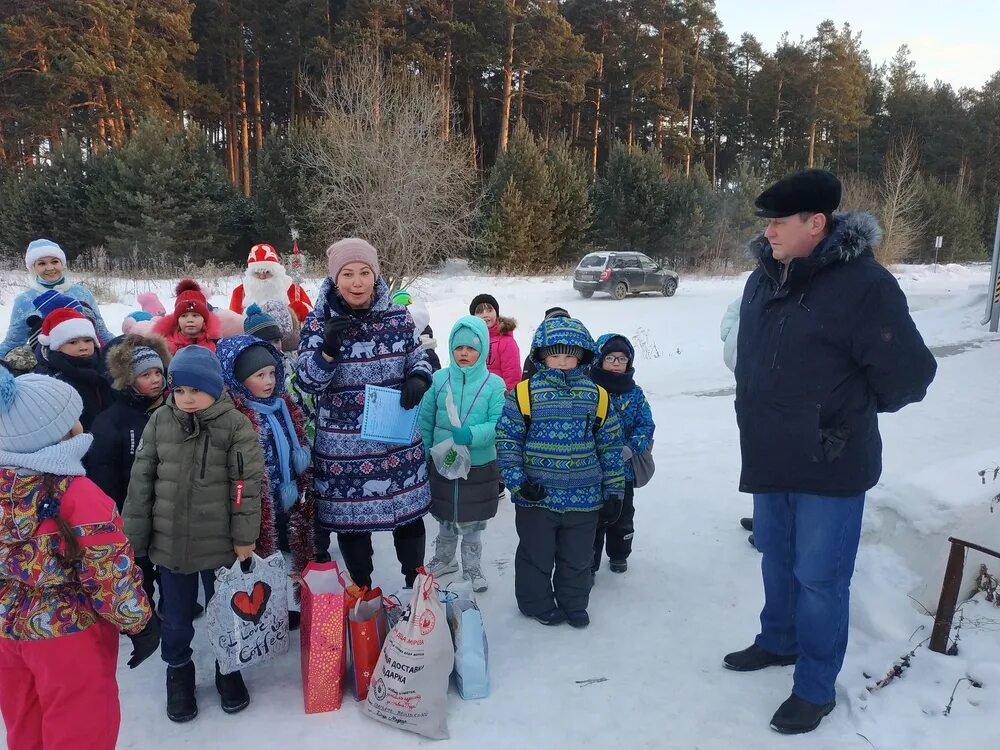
[326,238,380,281]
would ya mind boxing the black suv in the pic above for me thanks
[573,251,679,300]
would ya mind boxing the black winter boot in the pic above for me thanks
[166,662,198,723]
[215,662,250,714]
[740,517,753,531]
[770,693,836,734]
[723,643,797,671]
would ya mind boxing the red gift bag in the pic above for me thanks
[300,561,348,713]
[348,589,389,701]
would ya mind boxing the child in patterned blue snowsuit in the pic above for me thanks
[589,333,655,575]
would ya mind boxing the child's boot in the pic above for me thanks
[215,662,250,714]
[426,533,459,577]
[461,540,488,592]
[166,661,198,723]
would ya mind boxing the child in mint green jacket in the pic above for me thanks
[418,315,506,592]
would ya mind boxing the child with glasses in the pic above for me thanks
[588,334,655,577]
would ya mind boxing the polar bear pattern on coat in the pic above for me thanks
[362,478,393,496]
[296,277,432,533]
[350,341,376,359]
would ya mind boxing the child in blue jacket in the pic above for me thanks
[589,334,655,576]
[495,317,625,629]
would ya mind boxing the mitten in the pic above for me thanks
[127,614,161,669]
[599,493,624,526]
[322,317,352,358]
[399,375,430,409]
[516,482,547,503]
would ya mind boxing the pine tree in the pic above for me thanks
[85,119,246,262]
[917,177,988,262]
[590,142,668,255]
[0,137,94,259]
[478,122,556,269]
[544,137,592,263]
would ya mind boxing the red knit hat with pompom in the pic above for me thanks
[172,279,210,320]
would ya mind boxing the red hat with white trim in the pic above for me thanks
[247,243,283,275]
[38,308,98,350]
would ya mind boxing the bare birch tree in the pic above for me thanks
[298,46,478,290]
[840,133,923,266]
[877,134,924,265]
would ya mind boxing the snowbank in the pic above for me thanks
[1,262,997,749]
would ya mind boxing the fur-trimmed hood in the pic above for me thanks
[106,333,171,391]
[746,211,883,267]
[495,315,517,335]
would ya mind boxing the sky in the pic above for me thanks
[713,0,1000,91]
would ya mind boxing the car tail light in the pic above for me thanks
[600,269,612,281]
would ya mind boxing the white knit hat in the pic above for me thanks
[38,308,98,350]
[0,369,83,454]
[25,238,67,271]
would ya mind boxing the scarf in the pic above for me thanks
[35,275,67,290]
[247,397,310,510]
[0,434,93,476]
[589,365,636,395]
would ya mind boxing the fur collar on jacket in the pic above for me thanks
[745,211,883,266]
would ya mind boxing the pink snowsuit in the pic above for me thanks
[0,471,151,750]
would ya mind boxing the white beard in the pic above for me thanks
[244,270,292,307]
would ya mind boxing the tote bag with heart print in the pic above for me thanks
[207,552,290,675]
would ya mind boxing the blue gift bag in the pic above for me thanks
[447,597,490,699]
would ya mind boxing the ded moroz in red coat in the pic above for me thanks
[229,243,313,322]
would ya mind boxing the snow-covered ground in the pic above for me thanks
[2,262,998,750]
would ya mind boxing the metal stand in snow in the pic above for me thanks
[929,537,1000,654]
[982,202,1000,333]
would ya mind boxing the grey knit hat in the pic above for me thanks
[0,370,83,454]
[234,343,278,383]
[131,346,164,379]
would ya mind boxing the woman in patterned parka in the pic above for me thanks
[296,238,432,588]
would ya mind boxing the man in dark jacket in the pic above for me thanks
[723,169,936,735]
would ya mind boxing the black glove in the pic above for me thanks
[399,375,430,409]
[599,493,624,526]
[322,317,352,358]
[516,482,547,503]
[127,614,161,669]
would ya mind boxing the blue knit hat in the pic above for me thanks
[451,326,482,353]
[243,303,282,343]
[0,369,82,454]
[32,290,84,319]
[167,346,224,399]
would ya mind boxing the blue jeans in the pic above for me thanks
[752,491,865,704]
[159,569,216,668]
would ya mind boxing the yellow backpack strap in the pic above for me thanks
[594,385,609,431]
[515,380,532,427]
